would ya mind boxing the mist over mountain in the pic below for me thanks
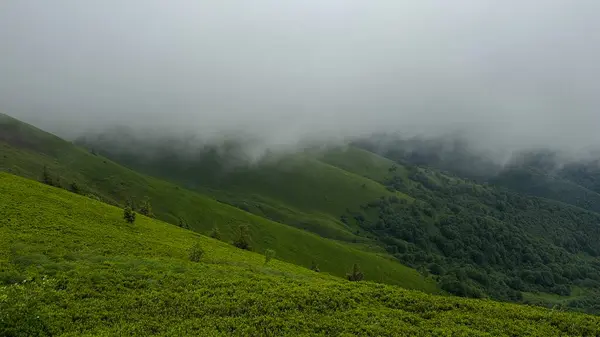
[2,1,600,159]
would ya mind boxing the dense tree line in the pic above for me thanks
[347,166,600,310]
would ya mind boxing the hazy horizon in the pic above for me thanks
[2,1,600,157]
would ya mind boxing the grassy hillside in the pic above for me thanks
[200,154,401,240]
[0,114,433,289]
[77,135,419,244]
[2,173,600,336]
[317,146,407,183]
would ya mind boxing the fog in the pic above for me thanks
[1,1,600,157]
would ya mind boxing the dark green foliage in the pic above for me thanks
[310,261,320,272]
[177,217,190,229]
[188,243,204,262]
[428,263,444,275]
[355,166,600,304]
[440,276,484,298]
[233,225,252,251]
[123,206,136,224]
[139,197,153,217]
[347,263,364,281]
[209,227,221,240]
[0,271,26,285]
[69,181,81,194]
[264,249,275,264]
[41,165,52,186]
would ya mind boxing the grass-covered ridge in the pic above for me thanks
[0,114,432,289]
[75,132,412,243]
[2,173,600,336]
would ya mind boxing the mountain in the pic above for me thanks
[77,126,600,311]
[355,135,600,214]
[75,131,411,245]
[3,172,600,336]
[0,113,433,290]
[7,113,600,313]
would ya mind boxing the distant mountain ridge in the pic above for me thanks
[355,134,600,213]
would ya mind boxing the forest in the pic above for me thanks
[347,163,600,312]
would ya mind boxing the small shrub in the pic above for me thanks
[264,249,275,264]
[347,263,364,282]
[233,225,252,251]
[139,197,153,217]
[123,206,136,224]
[41,166,53,186]
[178,217,190,229]
[69,181,81,194]
[188,243,204,262]
[0,271,26,285]
[209,227,222,240]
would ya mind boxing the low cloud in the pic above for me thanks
[1,1,600,158]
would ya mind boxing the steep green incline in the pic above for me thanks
[77,134,413,243]
[2,174,600,336]
[317,146,406,183]
[197,154,401,240]
[0,115,433,289]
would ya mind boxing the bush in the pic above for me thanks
[264,249,275,264]
[233,225,252,251]
[139,197,153,217]
[41,166,53,186]
[177,217,190,229]
[209,227,222,240]
[69,181,81,194]
[123,206,136,224]
[347,264,364,281]
[188,243,204,262]
[428,263,445,275]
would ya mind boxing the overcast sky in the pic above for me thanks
[1,1,599,153]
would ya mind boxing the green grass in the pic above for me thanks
[209,191,360,242]
[84,140,413,243]
[1,112,413,249]
[0,113,434,289]
[2,174,600,336]
[210,154,397,215]
[162,152,402,231]
[522,287,587,307]
[317,146,407,183]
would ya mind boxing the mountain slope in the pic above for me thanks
[355,135,600,214]
[76,124,600,310]
[318,146,407,183]
[489,166,600,213]
[2,173,600,336]
[0,114,433,289]
[76,132,413,244]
